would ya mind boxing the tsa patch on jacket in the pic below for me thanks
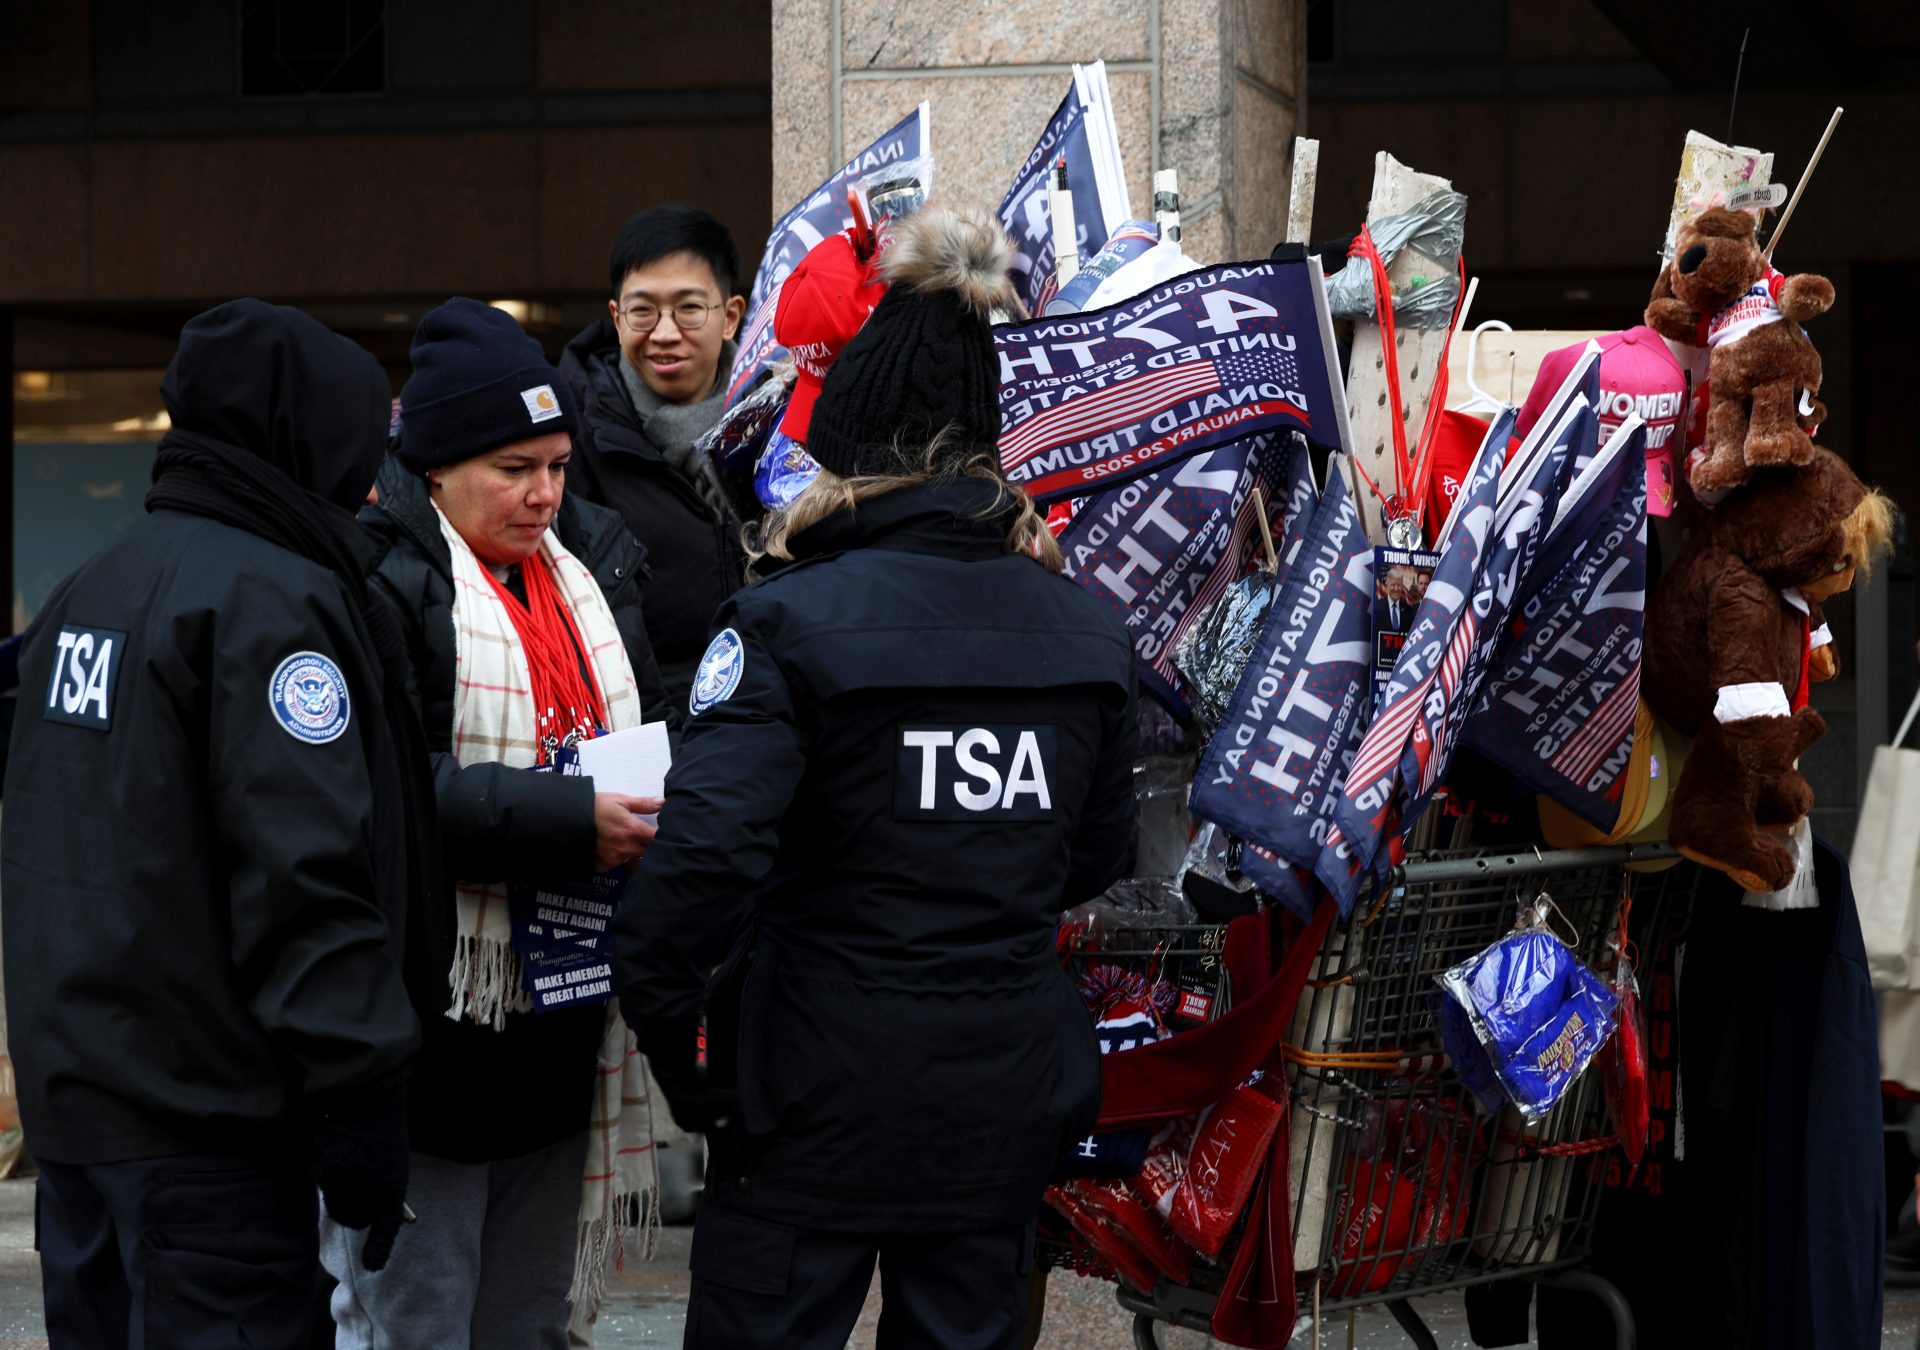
[269,651,352,745]
[895,725,1059,821]
[43,625,125,731]
[690,627,746,715]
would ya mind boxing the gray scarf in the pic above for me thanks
[618,341,739,524]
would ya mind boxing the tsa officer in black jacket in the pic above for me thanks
[615,206,1139,1350]
[3,301,431,1349]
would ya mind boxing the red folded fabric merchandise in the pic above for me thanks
[1166,1078,1286,1257]
[1044,1182,1161,1293]
[1069,1178,1192,1284]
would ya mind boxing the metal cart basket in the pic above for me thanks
[1046,843,1695,1350]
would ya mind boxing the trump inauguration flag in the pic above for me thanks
[1382,400,1585,856]
[996,257,1351,503]
[1188,468,1373,878]
[1318,426,1505,912]
[999,64,1130,316]
[1462,421,1649,830]
[728,104,931,406]
[1059,432,1298,717]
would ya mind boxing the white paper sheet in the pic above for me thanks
[574,722,672,800]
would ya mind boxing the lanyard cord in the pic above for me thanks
[482,551,608,762]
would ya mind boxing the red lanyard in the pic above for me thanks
[481,552,608,763]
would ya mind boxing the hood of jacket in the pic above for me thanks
[161,298,389,512]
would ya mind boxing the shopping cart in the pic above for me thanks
[1043,843,1695,1350]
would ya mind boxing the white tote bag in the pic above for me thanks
[1855,688,1920,991]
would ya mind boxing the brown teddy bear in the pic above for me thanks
[1644,447,1892,892]
[1644,206,1835,496]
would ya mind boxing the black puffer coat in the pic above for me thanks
[363,457,675,1161]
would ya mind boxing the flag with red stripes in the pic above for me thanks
[1461,425,1649,830]
[1317,425,1505,912]
[996,257,1349,502]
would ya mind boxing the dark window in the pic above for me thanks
[240,0,386,97]
[1307,0,1338,64]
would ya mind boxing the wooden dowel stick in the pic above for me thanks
[1251,486,1279,573]
[1765,106,1843,261]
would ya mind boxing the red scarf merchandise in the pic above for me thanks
[480,552,608,762]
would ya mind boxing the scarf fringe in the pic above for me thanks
[566,1185,661,1311]
[444,932,530,1029]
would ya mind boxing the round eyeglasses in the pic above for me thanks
[618,301,723,334]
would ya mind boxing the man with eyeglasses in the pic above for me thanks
[560,204,749,711]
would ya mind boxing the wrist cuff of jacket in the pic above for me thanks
[1714,681,1791,723]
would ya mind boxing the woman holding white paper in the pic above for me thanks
[325,298,677,1349]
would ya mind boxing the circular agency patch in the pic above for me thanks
[690,627,746,716]
[269,650,352,745]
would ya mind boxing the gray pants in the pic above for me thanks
[320,1131,586,1350]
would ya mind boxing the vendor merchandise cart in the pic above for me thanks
[1046,843,1694,1350]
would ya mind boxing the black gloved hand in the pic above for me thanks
[310,1073,410,1272]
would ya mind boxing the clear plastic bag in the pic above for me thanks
[1172,569,1279,739]
[1434,897,1619,1121]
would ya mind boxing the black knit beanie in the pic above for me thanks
[804,206,1016,478]
[397,297,578,471]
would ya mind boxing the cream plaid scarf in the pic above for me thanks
[437,504,659,1309]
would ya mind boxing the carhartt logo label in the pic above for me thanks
[895,724,1058,821]
[521,385,562,423]
[44,625,124,731]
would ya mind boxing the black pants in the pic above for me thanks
[36,1153,321,1350]
[684,1199,1034,1350]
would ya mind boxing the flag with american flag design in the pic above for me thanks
[1462,423,1649,829]
[1317,424,1506,912]
[996,258,1348,502]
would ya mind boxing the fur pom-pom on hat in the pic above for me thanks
[878,205,1019,321]
[805,204,1017,480]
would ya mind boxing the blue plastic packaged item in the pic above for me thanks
[754,430,822,511]
[1435,990,1508,1117]
[1044,219,1158,316]
[1436,915,1618,1122]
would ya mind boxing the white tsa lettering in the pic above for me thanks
[894,724,1059,821]
[44,625,124,731]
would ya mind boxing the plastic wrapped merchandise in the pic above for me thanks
[1597,949,1650,1166]
[1330,1097,1483,1295]
[1324,190,1468,328]
[752,429,822,511]
[1172,569,1279,739]
[698,363,793,516]
[1435,905,1619,1122]
[1177,821,1263,921]
[1061,877,1195,942]
[1134,754,1195,876]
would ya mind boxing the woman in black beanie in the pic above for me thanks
[322,298,676,1348]
[615,207,1139,1350]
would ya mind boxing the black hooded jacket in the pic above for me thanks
[559,320,745,706]
[615,477,1138,1231]
[2,301,422,1164]
[362,456,677,1161]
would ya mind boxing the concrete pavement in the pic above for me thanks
[0,1177,1912,1348]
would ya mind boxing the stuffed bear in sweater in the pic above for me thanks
[1643,447,1892,891]
[1644,206,1835,497]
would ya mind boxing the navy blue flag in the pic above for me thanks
[1239,839,1322,922]
[729,105,929,406]
[996,258,1350,503]
[999,80,1112,316]
[1382,401,1588,854]
[1188,469,1373,877]
[1060,433,1294,716]
[1320,425,1505,912]
[1462,422,1649,829]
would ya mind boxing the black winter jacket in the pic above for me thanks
[363,458,676,1161]
[615,478,1138,1231]
[559,321,744,707]
[3,513,422,1163]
